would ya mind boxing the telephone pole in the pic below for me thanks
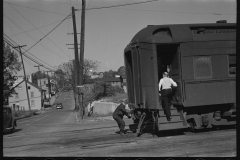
[79,0,86,119]
[13,45,31,114]
[79,0,85,86]
[72,6,80,111]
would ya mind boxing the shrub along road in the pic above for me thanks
[3,90,236,157]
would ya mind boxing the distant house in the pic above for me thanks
[37,78,51,99]
[91,72,103,79]
[8,80,46,111]
[93,76,123,88]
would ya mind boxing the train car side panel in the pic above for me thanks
[184,80,235,106]
[180,41,236,107]
[138,43,159,109]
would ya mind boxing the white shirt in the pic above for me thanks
[159,77,177,91]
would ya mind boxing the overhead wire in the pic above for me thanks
[9,20,64,37]
[4,14,69,61]
[110,7,236,15]
[4,38,54,71]
[22,56,37,73]
[3,38,53,71]
[4,1,68,16]
[23,13,72,53]
[7,3,71,59]
[83,0,235,16]
[4,35,56,71]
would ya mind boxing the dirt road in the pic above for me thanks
[3,91,236,157]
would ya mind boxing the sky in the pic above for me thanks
[3,0,236,76]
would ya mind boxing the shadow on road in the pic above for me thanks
[3,128,22,135]
[138,124,236,137]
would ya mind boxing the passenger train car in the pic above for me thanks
[124,21,236,133]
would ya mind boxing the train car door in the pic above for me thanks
[156,44,183,105]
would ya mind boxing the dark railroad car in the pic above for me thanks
[124,22,236,133]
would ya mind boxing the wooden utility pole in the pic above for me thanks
[13,45,31,114]
[79,0,85,86]
[72,6,80,111]
[79,0,86,119]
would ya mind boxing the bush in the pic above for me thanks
[75,82,126,116]
[104,93,128,103]
[12,110,31,118]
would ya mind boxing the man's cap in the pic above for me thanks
[163,72,169,76]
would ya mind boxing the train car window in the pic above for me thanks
[228,54,236,77]
[193,56,212,79]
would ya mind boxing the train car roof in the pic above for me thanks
[125,23,236,51]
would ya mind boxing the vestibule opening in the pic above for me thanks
[156,44,180,82]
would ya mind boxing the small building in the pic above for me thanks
[93,77,123,88]
[9,80,46,111]
[91,72,103,79]
[37,78,51,99]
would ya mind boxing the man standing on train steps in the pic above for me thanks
[159,72,177,121]
[113,99,131,136]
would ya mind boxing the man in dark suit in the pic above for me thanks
[113,99,131,135]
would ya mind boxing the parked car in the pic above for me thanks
[3,106,17,133]
[56,103,63,109]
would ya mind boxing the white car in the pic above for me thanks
[56,103,63,109]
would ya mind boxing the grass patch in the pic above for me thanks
[12,109,42,118]
[89,112,113,118]
[102,93,128,104]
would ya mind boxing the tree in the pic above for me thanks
[59,59,99,87]
[83,59,99,84]
[3,42,22,104]
[55,68,65,88]
[117,66,125,77]
[59,61,75,91]
[103,69,118,78]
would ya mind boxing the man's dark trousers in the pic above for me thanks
[113,115,125,132]
[161,89,172,119]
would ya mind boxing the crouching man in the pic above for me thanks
[113,99,131,135]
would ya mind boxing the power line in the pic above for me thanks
[22,56,36,73]
[4,38,54,71]
[84,0,161,10]
[8,3,71,59]
[82,0,235,16]
[4,35,56,71]
[4,1,68,16]
[111,7,236,16]
[4,14,70,61]
[9,20,64,37]
[23,13,72,53]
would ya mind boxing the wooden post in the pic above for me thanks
[72,6,80,112]
[79,0,86,119]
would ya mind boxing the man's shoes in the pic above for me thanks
[120,131,126,136]
[167,116,172,122]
